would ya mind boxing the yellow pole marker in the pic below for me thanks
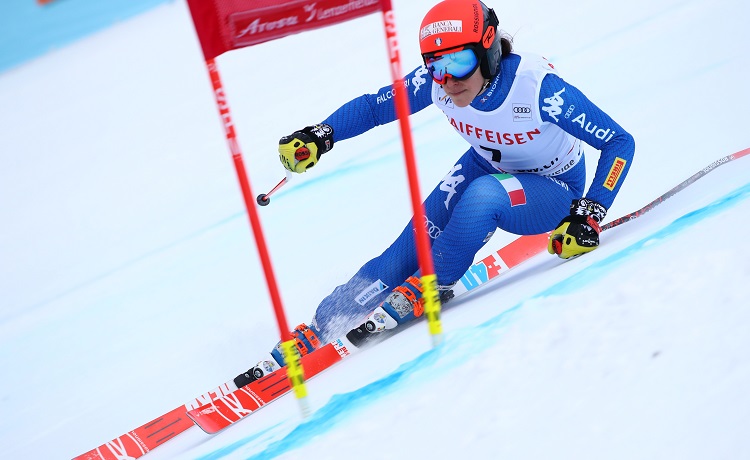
[280,339,311,417]
[421,273,443,347]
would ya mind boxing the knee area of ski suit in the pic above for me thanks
[426,154,584,284]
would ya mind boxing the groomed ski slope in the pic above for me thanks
[1,0,749,459]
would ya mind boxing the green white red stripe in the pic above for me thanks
[493,173,527,206]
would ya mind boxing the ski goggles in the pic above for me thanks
[422,47,480,84]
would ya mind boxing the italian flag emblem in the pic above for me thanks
[492,173,527,207]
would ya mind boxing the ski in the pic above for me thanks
[73,147,749,458]
[186,232,551,434]
[71,232,550,459]
[71,381,236,460]
[184,146,750,435]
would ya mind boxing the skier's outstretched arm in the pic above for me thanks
[278,65,433,173]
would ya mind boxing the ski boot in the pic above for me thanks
[234,323,321,388]
[377,275,455,324]
[346,275,455,347]
[381,275,426,324]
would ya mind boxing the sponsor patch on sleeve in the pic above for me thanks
[604,157,627,191]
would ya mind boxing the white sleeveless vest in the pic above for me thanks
[431,53,581,177]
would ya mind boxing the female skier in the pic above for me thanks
[250,0,635,376]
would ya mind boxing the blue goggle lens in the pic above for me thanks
[424,48,479,84]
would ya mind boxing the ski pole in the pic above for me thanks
[602,147,750,230]
[256,170,293,206]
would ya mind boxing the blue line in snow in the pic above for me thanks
[211,181,750,458]
[0,0,170,74]
[544,179,750,297]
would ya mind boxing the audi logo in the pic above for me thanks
[424,216,442,239]
[513,106,531,114]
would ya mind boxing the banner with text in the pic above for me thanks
[187,0,381,60]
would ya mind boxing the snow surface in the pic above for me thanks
[1,0,749,459]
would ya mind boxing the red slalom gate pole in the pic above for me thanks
[204,59,309,414]
[379,1,443,346]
